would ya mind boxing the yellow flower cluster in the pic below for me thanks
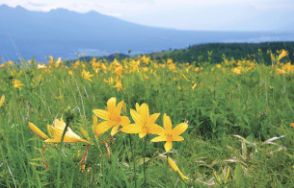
[28,97,189,181]
[93,97,188,152]
[3,49,292,93]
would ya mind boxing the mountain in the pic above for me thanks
[0,5,294,61]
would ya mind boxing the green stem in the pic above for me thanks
[166,153,169,188]
[143,137,147,186]
[128,135,137,188]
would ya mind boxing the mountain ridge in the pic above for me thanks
[0,5,294,61]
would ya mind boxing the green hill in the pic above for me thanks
[150,42,294,64]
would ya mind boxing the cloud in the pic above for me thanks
[0,0,293,31]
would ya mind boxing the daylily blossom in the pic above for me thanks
[121,103,162,138]
[12,79,23,89]
[81,70,94,81]
[151,114,188,152]
[37,64,47,69]
[167,157,189,181]
[28,119,90,143]
[93,97,130,136]
[0,95,5,108]
[278,49,288,61]
[290,123,294,128]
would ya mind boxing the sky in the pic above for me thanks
[0,0,293,31]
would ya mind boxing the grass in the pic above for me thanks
[0,56,293,187]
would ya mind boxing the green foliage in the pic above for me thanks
[0,58,293,187]
[151,42,294,64]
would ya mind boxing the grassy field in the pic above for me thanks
[0,52,294,187]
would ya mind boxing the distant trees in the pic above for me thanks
[150,42,294,64]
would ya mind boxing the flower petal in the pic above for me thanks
[120,116,130,126]
[151,135,166,142]
[148,124,164,135]
[139,132,147,138]
[93,109,109,120]
[167,158,189,181]
[172,123,188,136]
[121,124,140,134]
[163,114,173,131]
[94,121,112,136]
[116,101,125,114]
[140,103,149,118]
[0,95,5,108]
[167,157,180,172]
[111,126,120,136]
[107,97,117,111]
[149,113,160,124]
[173,135,184,142]
[52,119,66,130]
[164,141,173,152]
[135,103,140,111]
[130,109,141,123]
[28,122,49,140]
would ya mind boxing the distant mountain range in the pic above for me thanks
[0,5,294,61]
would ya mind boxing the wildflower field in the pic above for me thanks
[0,51,294,187]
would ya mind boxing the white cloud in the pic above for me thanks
[0,0,293,31]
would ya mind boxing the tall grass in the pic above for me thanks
[0,55,293,187]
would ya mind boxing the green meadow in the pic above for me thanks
[0,55,293,187]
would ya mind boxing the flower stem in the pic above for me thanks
[143,136,147,186]
[128,135,137,188]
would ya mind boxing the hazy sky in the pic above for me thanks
[0,0,293,31]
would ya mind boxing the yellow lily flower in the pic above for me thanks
[121,103,162,138]
[12,79,23,89]
[114,79,123,91]
[93,97,130,136]
[0,95,5,108]
[81,70,94,81]
[167,157,189,181]
[290,123,294,128]
[37,64,47,70]
[45,119,90,143]
[151,114,188,152]
[278,49,288,61]
[28,119,90,144]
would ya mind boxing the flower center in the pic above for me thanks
[166,133,173,142]
[110,115,121,123]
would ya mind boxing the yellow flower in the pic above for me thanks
[93,97,130,136]
[216,64,222,69]
[28,120,89,143]
[114,65,123,76]
[104,77,114,85]
[141,55,151,65]
[37,64,47,69]
[0,95,5,108]
[167,59,176,71]
[151,114,188,152]
[278,49,288,61]
[46,119,90,143]
[276,68,286,75]
[192,83,197,90]
[81,70,94,81]
[12,79,23,89]
[167,157,189,181]
[121,103,161,138]
[114,79,123,91]
[290,123,294,128]
[232,67,242,75]
[68,70,74,76]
